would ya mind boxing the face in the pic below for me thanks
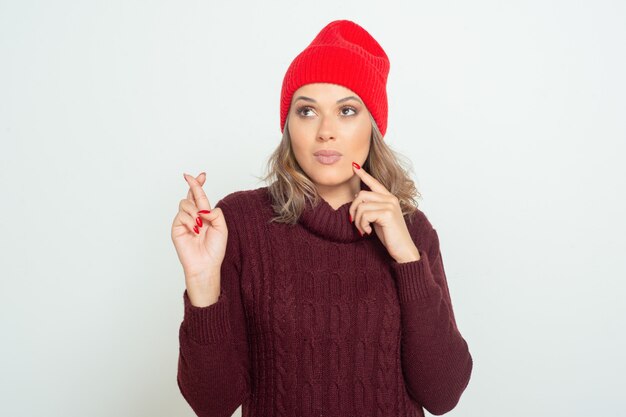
[287,83,372,191]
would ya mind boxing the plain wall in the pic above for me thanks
[1,0,625,416]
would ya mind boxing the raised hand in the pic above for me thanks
[171,172,228,302]
[349,162,421,264]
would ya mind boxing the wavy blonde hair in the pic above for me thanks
[257,112,422,226]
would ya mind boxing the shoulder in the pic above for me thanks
[405,206,440,259]
[213,186,271,261]
[214,186,273,235]
[405,206,435,236]
[215,186,271,214]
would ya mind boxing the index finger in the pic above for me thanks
[352,163,391,195]
[183,173,211,211]
[186,172,206,200]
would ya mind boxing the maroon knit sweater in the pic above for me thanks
[177,182,473,417]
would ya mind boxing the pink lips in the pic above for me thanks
[314,149,342,165]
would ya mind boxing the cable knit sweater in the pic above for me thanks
[177,181,473,417]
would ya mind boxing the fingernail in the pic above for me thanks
[198,210,211,214]
[349,214,352,223]
[193,225,199,234]
[196,217,202,227]
[352,162,360,169]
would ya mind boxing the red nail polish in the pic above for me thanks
[198,210,211,214]
[352,162,360,169]
[196,217,202,227]
[193,225,199,234]
[349,214,352,223]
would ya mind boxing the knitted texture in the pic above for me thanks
[177,183,473,417]
[280,19,390,136]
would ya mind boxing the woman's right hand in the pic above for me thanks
[171,172,228,291]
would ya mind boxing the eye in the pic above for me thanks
[295,105,358,117]
[341,106,357,116]
[295,106,314,117]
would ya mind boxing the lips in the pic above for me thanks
[314,150,342,156]
[314,154,342,165]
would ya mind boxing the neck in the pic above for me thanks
[297,179,373,243]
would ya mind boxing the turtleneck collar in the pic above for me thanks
[298,180,375,243]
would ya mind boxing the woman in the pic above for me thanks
[171,19,473,417]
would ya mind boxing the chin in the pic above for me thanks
[309,172,351,187]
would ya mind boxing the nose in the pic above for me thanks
[317,115,336,141]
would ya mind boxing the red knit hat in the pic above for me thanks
[280,20,390,137]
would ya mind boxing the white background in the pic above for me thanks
[1,0,625,416]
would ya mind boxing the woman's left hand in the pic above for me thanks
[349,162,421,263]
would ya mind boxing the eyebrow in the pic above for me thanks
[294,95,363,105]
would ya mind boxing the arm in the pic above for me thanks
[177,198,251,417]
[390,220,473,415]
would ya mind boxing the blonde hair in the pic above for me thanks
[257,112,422,226]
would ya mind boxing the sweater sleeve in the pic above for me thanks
[177,197,251,417]
[389,220,473,416]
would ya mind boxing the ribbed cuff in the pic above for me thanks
[390,251,439,303]
[182,288,231,344]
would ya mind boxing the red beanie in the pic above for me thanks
[280,20,390,137]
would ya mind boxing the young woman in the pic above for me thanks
[171,19,473,417]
